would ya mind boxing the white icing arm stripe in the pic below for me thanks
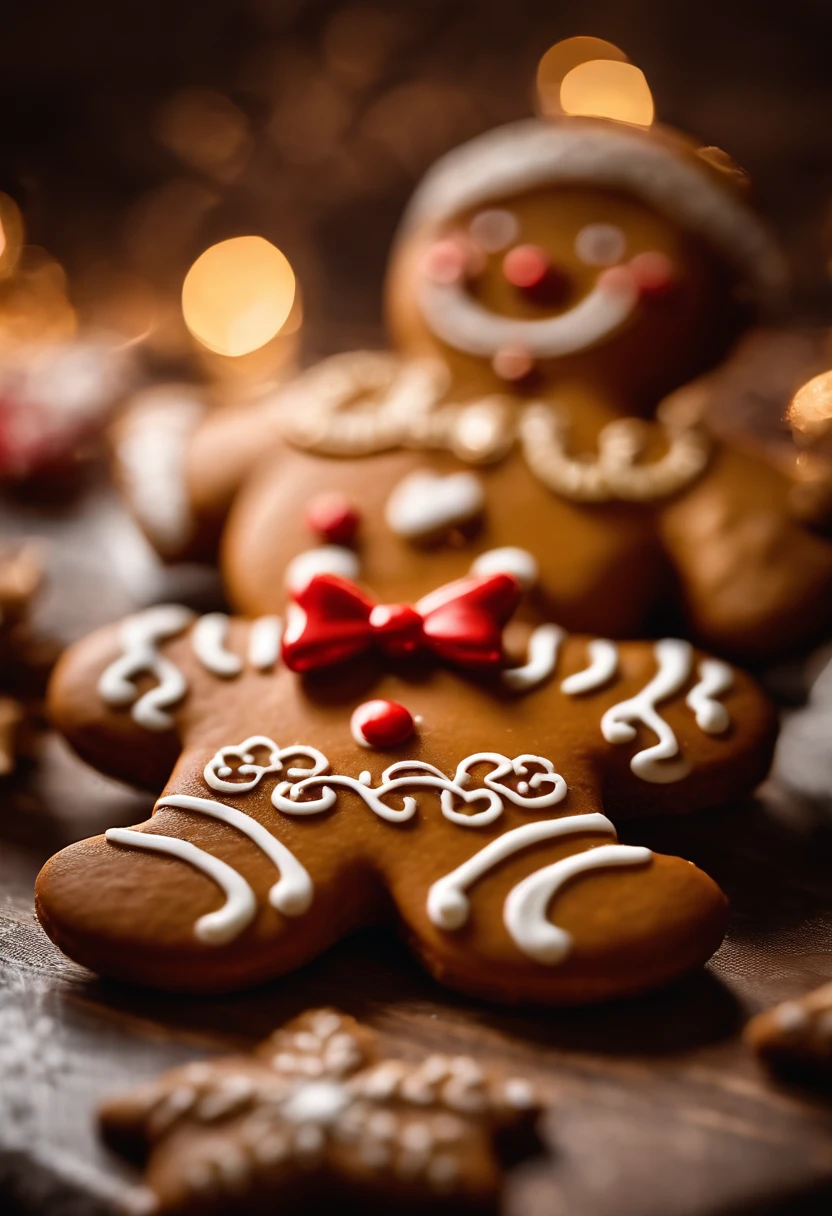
[104,828,257,945]
[157,794,313,917]
[98,604,194,731]
[502,624,565,692]
[561,639,618,695]
[191,613,243,677]
[601,638,693,784]
[686,659,733,734]
[503,843,652,964]
[427,812,614,931]
[248,616,282,670]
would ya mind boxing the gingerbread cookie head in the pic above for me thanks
[36,586,776,1001]
[386,118,784,410]
[100,1007,541,1214]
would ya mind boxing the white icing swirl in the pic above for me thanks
[501,624,565,692]
[685,659,733,734]
[561,639,619,696]
[601,639,693,783]
[191,613,243,678]
[98,604,194,731]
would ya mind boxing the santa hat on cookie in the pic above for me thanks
[400,116,786,310]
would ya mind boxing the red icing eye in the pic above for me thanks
[305,493,361,545]
[351,699,415,749]
[629,251,677,300]
[502,245,551,289]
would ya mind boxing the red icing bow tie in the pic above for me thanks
[282,572,521,673]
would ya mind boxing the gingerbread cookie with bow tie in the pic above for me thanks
[37,571,775,1002]
[99,1007,541,1214]
[116,108,832,661]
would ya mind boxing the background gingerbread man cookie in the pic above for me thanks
[37,573,775,1003]
[115,106,832,662]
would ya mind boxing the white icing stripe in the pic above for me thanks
[503,842,652,964]
[157,794,313,917]
[427,812,614,931]
[104,827,257,945]
[502,624,565,692]
[248,617,282,671]
[686,659,733,734]
[601,638,693,783]
[192,613,243,677]
[384,469,485,540]
[98,604,194,731]
[561,639,618,696]
[470,546,539,590]
[418,270,638,360]
[285,547,360,594]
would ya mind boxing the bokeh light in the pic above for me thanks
[560,60,655,126]
[181,236,296,357]
[536,37,628,118]
[788,370,832,443]
[0,193,24,279]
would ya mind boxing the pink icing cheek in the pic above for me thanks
[420,235,484,285]
[628,251,678,301]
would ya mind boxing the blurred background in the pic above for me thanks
[2,0,832,373]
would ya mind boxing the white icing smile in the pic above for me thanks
[417,266,639,361]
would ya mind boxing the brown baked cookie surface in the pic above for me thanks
[37,591,775,1002]
[99,1007,541,1214]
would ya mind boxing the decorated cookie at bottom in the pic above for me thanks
[100,1007,540,1214]
[37,578,775,1003]
[745,983,832,1083]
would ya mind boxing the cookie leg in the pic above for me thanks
[386,810,728,1004]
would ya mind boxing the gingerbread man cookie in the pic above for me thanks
[100,1007,540,1214]
[37,572,775,1003]
[117,110,832,661]
[745,983,832,1083]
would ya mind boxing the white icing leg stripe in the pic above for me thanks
[561,639,618,696]
[248,617,282,670]
[418,272,638,360]
[601,638,693,784]
[502,624,565,692]
[104,827,257,945]
[427,812,614,931]
[98,604,194,731]
[192,613,243,677]
[686,659,733,734]
[157,794,313,917]
[503,843,652,964]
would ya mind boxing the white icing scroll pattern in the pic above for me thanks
[686,659,733,734]
[601,638,693,783]
[191,613,243,677]
[271,751,567,826]
[561,639,618,696]
[501,624,565,692]
[98,604,194,731]
[204,736,329,795]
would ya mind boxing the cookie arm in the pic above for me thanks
[658,444,832,660]
[48,623,182,791]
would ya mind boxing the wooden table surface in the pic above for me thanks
[3,330,832,1215]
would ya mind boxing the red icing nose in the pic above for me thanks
[502,244,551,289]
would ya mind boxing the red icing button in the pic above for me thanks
[306,493,361,545]
[629,251,677,300]
[351,699,415,749]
